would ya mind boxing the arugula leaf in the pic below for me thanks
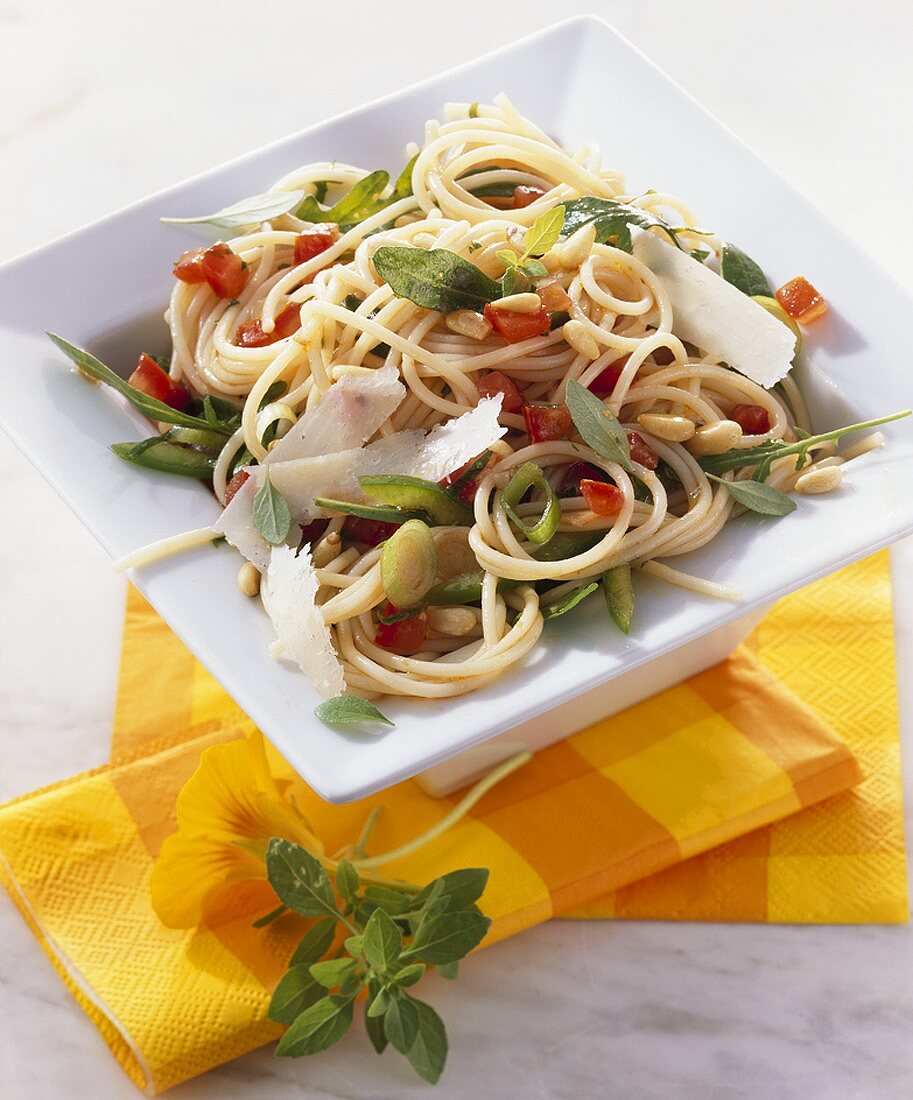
[373,246,502,312]
[268,964,324,1025]
[560,197,675,253]
[48,333,232,434]
[542,582,599,620]
[275,993,356,1057]
[252,468,292,545]
[707,473,797,516]
[266,839,341,919]
[720,243,772,297]
[406,999,449,1084]
[314,695,393,728]
[403,910,490,965]
[297,169,389,224]
[161,189,304,228]
[363,908,403,972]
[565,379,633,472]
[289,916,337,968]
[522,205,565,258]
[384,995,421,1055]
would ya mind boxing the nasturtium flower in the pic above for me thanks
[151,732,324,928]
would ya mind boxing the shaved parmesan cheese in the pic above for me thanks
[214,478,271,570]
[414,396,505,482]
[262,544,345,698]
[632,230,796,388]
[266,365,405,464]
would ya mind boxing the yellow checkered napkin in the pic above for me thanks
[0,553,905,1094]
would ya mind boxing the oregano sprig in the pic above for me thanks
[497,204,565,290]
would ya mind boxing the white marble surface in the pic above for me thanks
[1,2,912,1097]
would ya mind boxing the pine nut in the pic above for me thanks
[553,222,596,268]
[806,455,845,472]
[796,465,844,494]
[446,310,493,340]
[636,413,696,443]
[426,606,478,636]
[841,431,885,460]
[489,292,543,314]
[562,319,600,360]
[237,561,261,597]
[311,531,342,568]
[687,420,743,456]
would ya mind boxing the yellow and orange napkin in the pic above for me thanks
[0,551,906,1094]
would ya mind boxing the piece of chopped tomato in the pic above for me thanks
[476,370,525,413]
[512,185,547,209]
[374,604,429,655]
[579,478,625,517]
[128,353,190,411]
[730,404,771,435]
[775,276,828,324]
[536,280,573,313]
[344,516,400,547]
[628,431,659,470]
[298,519,329,545]
[590,355,630,397]
[223,470,250,506]
[559,461,606,498]
[483,302,551,343]
[440,452,497,504]
[235,303,302,348]
[523,402,572,443]
[173,247,207,283]
[199,242,248,299]
[294,226,339,266]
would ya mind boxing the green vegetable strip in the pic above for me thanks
[499,462,561,546]
[110,439,216,478]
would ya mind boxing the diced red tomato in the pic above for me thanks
[235,303,302,348]
[440,452,497,504]
[344,516,400,547]
[512,185,547,209]
[294,226,339,266]
[223,469,250,506]
[298,519,329,545]
[483,303,551,343]
[579,479,625,517]
[476,370,525,413]
[730,404,771,435]
[374,604,429,655]
[202,243,247,299]
[628,431,659,470]
[536,280,573,313]
[173,247,207,283]
[559,461,606,498]
[589,355,630,397]
[127,353,190,411]
[523,402,572,443]
[775,276,828,324]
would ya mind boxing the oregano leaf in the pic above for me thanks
[314,695,393,728]
[706,474,797,516]
[384,995,421,1055]
[161,189,305,228]
[266,839,340,919]
[406,999,449,1084]
[275,994,355,1057]
[268,964,324,1025]
[522,204,565,258]
[565,379,633,472]
[363,908,403,973]
[289,916,337,967]
[252,468,292,545]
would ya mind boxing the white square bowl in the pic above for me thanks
[1,16,911,803]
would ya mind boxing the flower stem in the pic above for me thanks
[353,750,533,871]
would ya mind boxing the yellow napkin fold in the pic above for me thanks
[0,552,903,1095]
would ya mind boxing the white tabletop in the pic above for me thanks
[2,3,912,1097]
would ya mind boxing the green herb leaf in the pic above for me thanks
[252,468,292,545]
[344,934,364,957]
[393,963,426,987]
[496,248,519,269]
[542,582,599,620]
[297,169,389,225]
[309,957,359,988]
[522,258,549,277]
[413,869,489,912]
[406,999,449,1084]
[720,243,772,298]
[707,473,797,516]
[161,189,305,228]
[252,903,287,929]
[391,154,419,201]
[258,380,289,410]
[268,964,324,1025]
[560,197,674,253]
[363,884,415,917]
[404,910,490,965]
[48,333,232,434]
[266,839,340,920]
[373,246,502,312]
[314,695,393,729]
[384,995,421,1055]
[565,379,633,472]
[500,461,562,545]
[275,993,356,1057]
[522,204,565,258]
[335,859,360,903]
[366,985,391,1018]
[363,908,403,973]
[201,394,242,427]
[289,916,337,968]
[437,961,459,980]
[364,981,389,1053]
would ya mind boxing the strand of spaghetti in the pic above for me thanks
[113,527,217,572]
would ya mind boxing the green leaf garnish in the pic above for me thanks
[373,245,502,313]
[275,993,356,1057]
[565,379,633,472]
[541,582,599,620]
[405,999,449,1084]
[252,468,292,545]
[268,965,324,1025]
[720,243,772,297]
[314,695,394,728]
[706,474,797,516]
[363,908,403,972]
[559,197,678,253]
[289,916,338,968]
[521,204,565,259]
[160,189,305,228]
